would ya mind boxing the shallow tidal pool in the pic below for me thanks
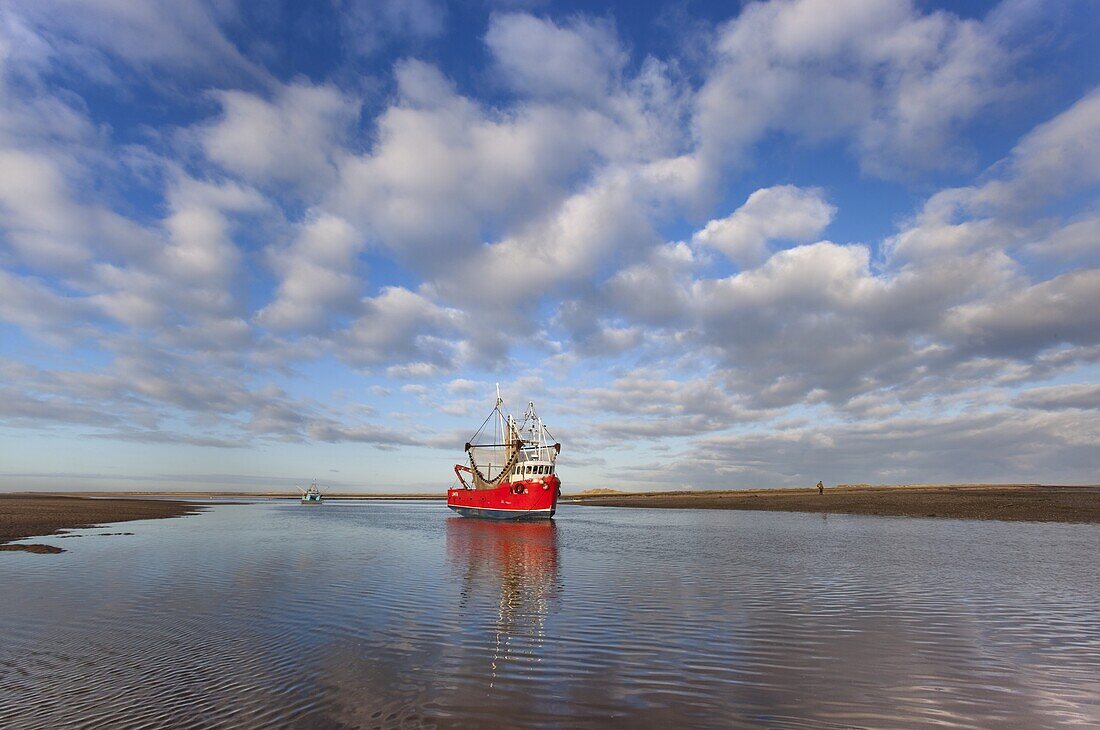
[2,501,1098,727]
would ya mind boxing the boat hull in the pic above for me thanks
[447,478,559,520]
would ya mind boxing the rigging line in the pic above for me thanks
[468,406,497,443]
[470,401,515,443]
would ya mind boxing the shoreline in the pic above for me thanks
[0,495,204,554]
[566,484,1100,523]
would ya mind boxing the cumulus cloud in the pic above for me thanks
[437,169,661,311]
[566,370,773,443]
[330,59,596,272]
[1029,216,1100,260]
[202,82,360,192]
[0,149,99,270]
[944,269,1100,358]
[593,86,1100,415]
[73,174,269,355]
[257,213,364,333]
[689,242,909,406]
[889,86,1100,263]
[996,85,1100,202]
[306,421,420,448]
[446,379,480,395]
[485,13,626,102]
[603,241,697,326]
[339,287,465,370]
[0,269,99,344]
[692,185,836,266]
[694,0,1013,177]
[329,39,691,301]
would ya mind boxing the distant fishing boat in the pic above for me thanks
[299,480,323,504]
[448,387,561,520]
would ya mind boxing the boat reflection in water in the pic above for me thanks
[446,517,561,681]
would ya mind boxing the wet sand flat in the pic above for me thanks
[569,484,1100,523]
[0,495,203,554]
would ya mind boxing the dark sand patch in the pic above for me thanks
[0,495,203,554]
[568,484,1100,523]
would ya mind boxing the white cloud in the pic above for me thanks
[985,85,1100,207]
[339,286,465,370]
[65,174,269,353]
[306,420,420,448]
[1015,383,1100,411]
[616,407,1100,489]
[882,85,1100,274]
[331,59,596,271]
[335,0,446,56]
[446,378,480,395]
[0,149,93,269]
[485,13,626,102]
[598,232,1028,410]
[694,0,1013,177]
[257,212,363,333]
[944,269,1100,358]
[8,0,269,83]
[202,82,360,192]
[692,185,835,266]
[0,13,100,148]
[435,168,660,313]
[1027,215,1100,260]
[0,269,97,344]
[567,370,773,443]
[603,241,697,327]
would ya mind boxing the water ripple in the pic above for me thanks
[1,503,1098,727]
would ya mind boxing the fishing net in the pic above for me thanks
[464,403,523,489]
[466,442,523,488]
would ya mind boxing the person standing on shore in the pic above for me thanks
[817,481,825,495]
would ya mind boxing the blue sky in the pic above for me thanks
[1,0,1098,492]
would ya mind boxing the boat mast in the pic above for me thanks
[496,383,503,446]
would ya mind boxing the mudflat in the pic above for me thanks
[0,495,203,554]
[569,484,1100,523]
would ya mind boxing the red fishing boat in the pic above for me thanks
[447,388,561,520]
